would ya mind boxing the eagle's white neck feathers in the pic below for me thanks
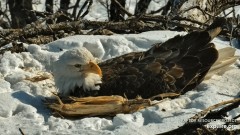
[52,48,102,96]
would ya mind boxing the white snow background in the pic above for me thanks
[0,0,240,135]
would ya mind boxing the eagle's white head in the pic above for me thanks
[52,47,102,96]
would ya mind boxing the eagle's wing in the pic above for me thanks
[97,27,222,99]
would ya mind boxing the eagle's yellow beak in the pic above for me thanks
[83,61,102,77]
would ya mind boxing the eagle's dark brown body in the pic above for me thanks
[72,19,225,99]
[97,30,219,98]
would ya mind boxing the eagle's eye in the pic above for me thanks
[74,64,82,68]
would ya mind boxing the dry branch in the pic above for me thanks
[1,1,240,47]
[0,14,211,46]
[4,0,240,47]
[0,0,240,46]
[0,18,164,45]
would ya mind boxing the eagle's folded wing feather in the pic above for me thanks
[98,27,220,98]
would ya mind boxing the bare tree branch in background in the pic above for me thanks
[98,0,111,20]
[134,0,152,16]
[57,0,70,22]
[0,13,212,46]
[45,0,54,24]
[60,0,70,13]
[110,0,126,21]
[0,2,11,28]
[45,0,53,13]
[161,0,187,16]
[8,0,37,28]
[80,0,93,19]
[76,0,93,20]
[0,0,240,53]
[77,0,89,19]
[178,0,240,25]
[72,0,80,20]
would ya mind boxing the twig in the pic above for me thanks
[76,0,90,19]
[72,0,81,19]
[138,15,204,31]
[81,0,93,18]
[19,128,25,135]
[233,114,240,119]
[150,6,165,14]
[224,10,233,18]
[190,98,240,120]
[149,93,180,100]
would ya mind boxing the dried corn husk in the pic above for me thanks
[46,95,151,117]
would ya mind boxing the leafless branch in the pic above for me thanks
[72,0,81,19]
[81,0,93,18]
[112,0,133,16]
[76,0,93,19]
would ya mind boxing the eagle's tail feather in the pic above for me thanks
[205,47,239,80]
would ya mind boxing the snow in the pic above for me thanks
[0,30,239,135]
[0,0,240,134]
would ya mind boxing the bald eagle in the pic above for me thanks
[52,19,236,99]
